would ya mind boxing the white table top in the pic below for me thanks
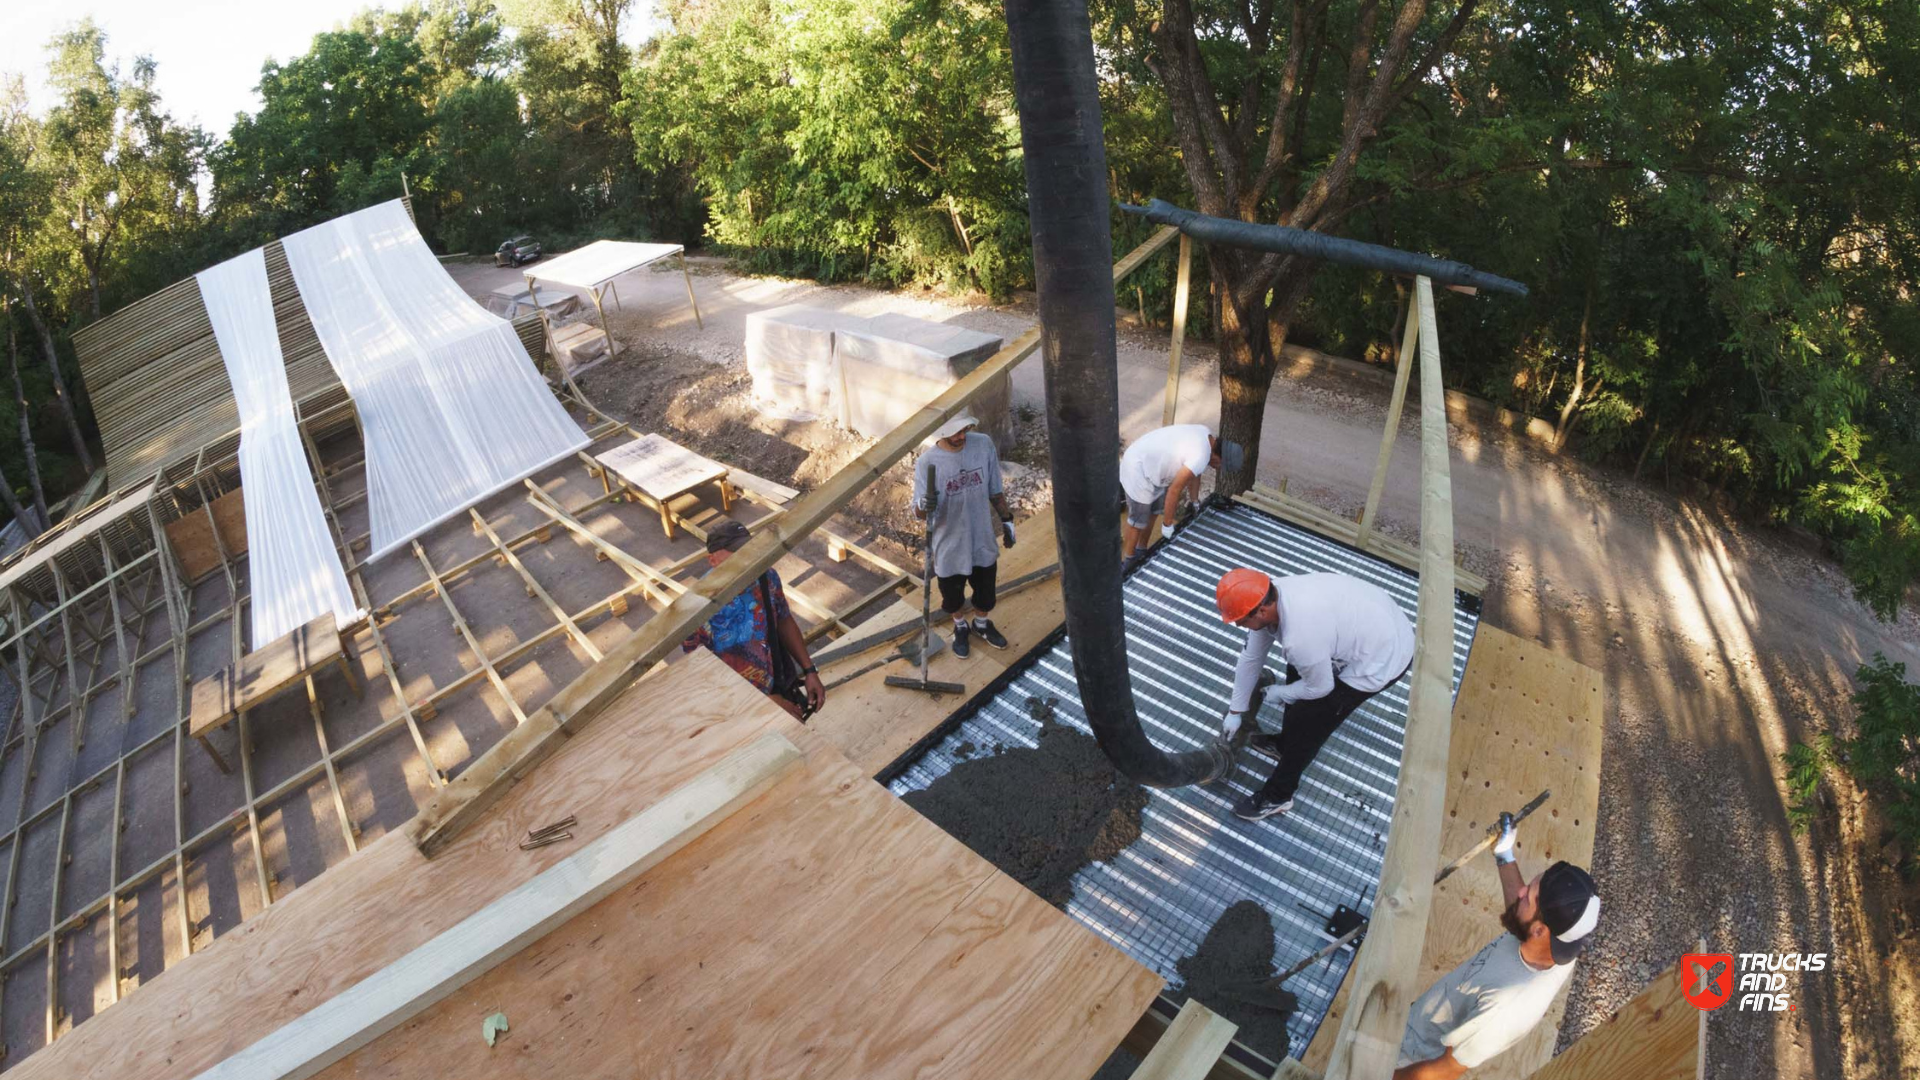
[596,435,727,499]
[525,241,685,292]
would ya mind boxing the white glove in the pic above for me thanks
[1002,520,1017,548]
[1493,812,1518,864]
[1260,682,1285,709]
[1219,711,1243,740]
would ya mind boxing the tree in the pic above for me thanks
[4,311,50,534]
[213,28,433,231]
[1128,0,1486,490]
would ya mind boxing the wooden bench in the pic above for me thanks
[593,434,735,539]
[189,612,362,771]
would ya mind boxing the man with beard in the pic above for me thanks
[1393,815,1601,1080]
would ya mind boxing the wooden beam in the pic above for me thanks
[191,731,804,1080]
[1162,234,1192,427]
[1357,293,1419,546]
[1522,960,1699,1080]
[1321,276,1457,1080]
[1129,1000,1238,1080]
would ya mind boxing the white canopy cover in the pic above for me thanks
[195,249,362,648]
[281,200,589,559]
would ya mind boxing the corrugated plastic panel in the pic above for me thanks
[887,501,1480,1061]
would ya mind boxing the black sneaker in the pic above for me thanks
[1232,793,1294,821]
[1248,731,1282,756]
[974,619,1008,649]
[951,621,971,658]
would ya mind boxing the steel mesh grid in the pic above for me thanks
[887,503,1480,1060]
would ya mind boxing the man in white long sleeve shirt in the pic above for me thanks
[1214,568,1416,821]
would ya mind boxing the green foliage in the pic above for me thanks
[1784,655,1920,860]
[626,0,1029,296]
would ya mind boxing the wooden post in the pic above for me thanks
[1356,294,1421,547]
[679,249,703,329]
[589,286,617,366]
[1321,276,1456,1080]
[1162,234,1192,427]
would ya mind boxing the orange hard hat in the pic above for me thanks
[1216,568,1271,623]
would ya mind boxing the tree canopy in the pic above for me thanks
[0,0,1914,618]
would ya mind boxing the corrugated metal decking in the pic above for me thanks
[887,501,1480,1061]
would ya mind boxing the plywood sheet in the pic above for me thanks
[1524,961,1699,1080]
[19,648,1159,1080]
[1302,625,1604,1078]
[189,614,344,737]
[165,487,250,581]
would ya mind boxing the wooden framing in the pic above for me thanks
[1163,234,1193,426]
[193,731,804,1080]
[408,226,1180,857]
[1319,276,1458,1080]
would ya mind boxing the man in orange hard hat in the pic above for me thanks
[1215,567,1415,821]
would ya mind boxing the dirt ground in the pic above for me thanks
[449,253,1920,1079]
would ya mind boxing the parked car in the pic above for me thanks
[495,236,542,267]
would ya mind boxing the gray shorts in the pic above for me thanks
[1125,487,1169,529]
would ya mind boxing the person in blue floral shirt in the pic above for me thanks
[681,518,825,719]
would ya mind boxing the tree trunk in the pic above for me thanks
[1554,274,1597,451]
[12,281,94,476]
[0,457,37,541]
[7,319,50,530]
[1633,418,1660,481]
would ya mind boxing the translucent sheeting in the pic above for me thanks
[743,306,853,421]
[831,314,1002,439]
[281,200,589,560]
[196,249,362,649]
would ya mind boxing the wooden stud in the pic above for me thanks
[410,542,529,728]
[1357,293,1420,547]
[1162,234,1192,427]
[1128,999,1237,1080]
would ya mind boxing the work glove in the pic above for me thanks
[1173,501,1200,536]
[1260,682,1286,710]
[1219,710,1243,741]
[1493,811,1518,864]
[1002,520,1017,548]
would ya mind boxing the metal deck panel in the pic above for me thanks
[888,501,1481,1060]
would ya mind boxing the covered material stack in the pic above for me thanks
[742,306,1011,448]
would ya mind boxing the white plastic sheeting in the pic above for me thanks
[743,306,849,421]
[831,313,1003,440]
[741,307,1008,445]
[281,200,589,560]
[196,249,362,649]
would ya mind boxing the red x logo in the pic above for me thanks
[1682,953,1734,1011]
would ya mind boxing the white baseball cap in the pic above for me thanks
[932,415,978,442]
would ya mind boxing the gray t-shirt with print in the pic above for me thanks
[1397,934,1575,1070]
[911,432,1004,578]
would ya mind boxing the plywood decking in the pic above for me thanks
[1525,959,1701,1080]
[11,649,1160,1080]
[1302,624,1605,1077]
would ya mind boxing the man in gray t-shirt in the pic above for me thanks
[1395,816,1601,1079]
[912,415,1015,658]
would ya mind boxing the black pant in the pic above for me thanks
[1257,665,1401,803]
[937,561,997,615]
